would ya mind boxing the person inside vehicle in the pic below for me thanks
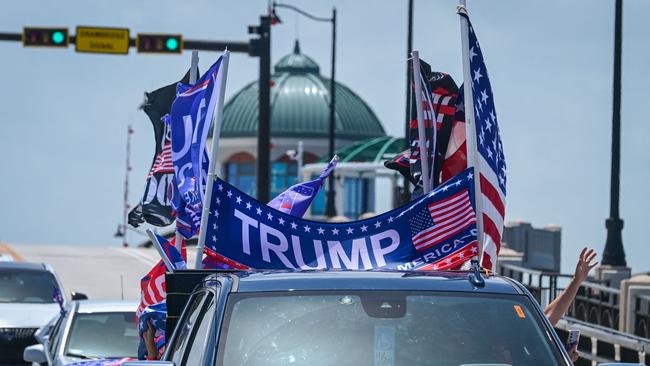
[544,247,599,363]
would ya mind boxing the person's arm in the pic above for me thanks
[544,247,598,326]
[143,320,159,360]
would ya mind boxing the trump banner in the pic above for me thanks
[204,168,479,271]
[169,56,224,238]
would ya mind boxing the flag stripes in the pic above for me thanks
[413,189,476,251]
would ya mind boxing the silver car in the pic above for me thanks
[0,261,67,365]
[24,300,140,365]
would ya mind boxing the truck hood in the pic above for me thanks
[0,303,60,327]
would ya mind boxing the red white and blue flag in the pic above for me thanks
[136,236,186,319]
[461,11,507,271]
[202,168,478,271]
[267,156,338,217]
[410,188,477,252]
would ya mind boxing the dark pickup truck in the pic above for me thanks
[126,269,611,366]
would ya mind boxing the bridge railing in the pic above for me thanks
[498,262,621,330]
[556,317,650,365]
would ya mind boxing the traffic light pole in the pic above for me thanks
[0,32,250,53]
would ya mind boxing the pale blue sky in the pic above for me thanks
[1,0,648,274]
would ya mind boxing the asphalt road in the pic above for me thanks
[1,242,197,301]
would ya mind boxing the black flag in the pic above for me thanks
[129,70,194,228]
[407,59,459,190]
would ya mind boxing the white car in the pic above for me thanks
[0,262,67,365]
[24,300,139,365]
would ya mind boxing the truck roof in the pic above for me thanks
[221,270,522,295]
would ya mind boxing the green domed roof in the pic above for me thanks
[221,41,385,140]
[319,136,405,163]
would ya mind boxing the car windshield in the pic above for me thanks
[217,291,564,366]
[0,268,58,303]
[65,312,138,359]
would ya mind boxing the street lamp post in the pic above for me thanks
[602,0,626,267]
[249,16,272,203]
[273,2,338,217]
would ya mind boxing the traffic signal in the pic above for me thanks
[23,27,69,48]
[136,34,182,54]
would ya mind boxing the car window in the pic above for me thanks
[64,312,138,358]
[48,315,65,355]
[183,295,216,366]
[169,291,208,365]
[0,268,58,303]
[217,291,564,366]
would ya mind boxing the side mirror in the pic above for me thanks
[71,291,88,300]
[122,362,175,366]
[23,344,47,364]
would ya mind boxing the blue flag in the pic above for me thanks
[155,234,187,271]
[205,168,479,271]
[52,286,65,316]
[267,156,338,217]
[169,56,224,238]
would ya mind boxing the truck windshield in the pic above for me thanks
[217,291,564,366]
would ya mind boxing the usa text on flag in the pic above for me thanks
[459,9,507,271]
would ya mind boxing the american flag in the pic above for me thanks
[147,140,174,177]
[136,236,185,319]
[462,12,507,271]
[409,189,477,252]
[67,358,135,366]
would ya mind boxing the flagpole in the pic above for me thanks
[458,0,485,262]
[411,50,431,194]
[175,50,201,254]
[146,229,174,272]
[195,50,230,269]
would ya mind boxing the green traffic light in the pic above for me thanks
[166,38,179,51]
[52,31,65,44]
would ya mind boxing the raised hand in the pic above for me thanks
[574,247,598,284]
